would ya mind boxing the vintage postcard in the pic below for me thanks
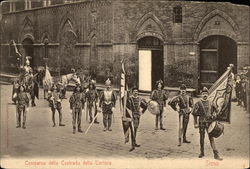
[0,0,249,169]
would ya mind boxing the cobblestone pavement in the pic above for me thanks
[1,84,249,168]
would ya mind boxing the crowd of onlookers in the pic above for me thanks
[234,65,249,112]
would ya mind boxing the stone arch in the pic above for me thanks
[58,14,78,74]
[58,12,78,41]
[197,29,238,42]
[18,16,34,43]
[40,31,51,43]
[22,33,35,42]
[194,9,242,42]
[135,12,165,41]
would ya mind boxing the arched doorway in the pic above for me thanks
[22,38,34,68]
[199,35,237,90]
[137,36,164,91]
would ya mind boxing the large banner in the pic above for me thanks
[208,65,234,123]
[120,60,135,143]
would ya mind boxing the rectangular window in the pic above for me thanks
[173,6,182,23]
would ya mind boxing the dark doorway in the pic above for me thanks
[22,38,34,68]
[199,35,237,90]
[152,50,164,89]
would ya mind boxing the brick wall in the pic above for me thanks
[0,0,249,89]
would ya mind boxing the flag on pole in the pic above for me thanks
[43,66,53,90]
[120,59,126,111]
[12,40,21,57]
[121,59,135,143]
[208,64,234,123]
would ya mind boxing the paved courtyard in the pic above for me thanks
[1,84,249,169]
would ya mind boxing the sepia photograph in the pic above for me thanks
[0,0,249,168]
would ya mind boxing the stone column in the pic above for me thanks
[24,0,28,10]
[28,0,32,9]
[237,42,249,70]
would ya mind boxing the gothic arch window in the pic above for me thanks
[173,6,182,23]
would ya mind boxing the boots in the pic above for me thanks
[160,125,166,130]
[199,142,205,158]
[22,122,26,129]
[183,136,191,143]
[155,116,159,130]
[107,116,112,131]
[178,138,182,146]
[214,150,223,160]
[73,126,76,134]
[59,112,65,126]
[199,152,205,158]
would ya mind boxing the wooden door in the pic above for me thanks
[199,36,219,89]
[152,50,164,89]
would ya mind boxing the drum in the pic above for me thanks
[147,100,160,115]
[208,121,224,138]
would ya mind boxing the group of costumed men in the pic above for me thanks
[65,78,116,133]
[123,80,223,160]
[234,66,249,111]
[12,63,224,160]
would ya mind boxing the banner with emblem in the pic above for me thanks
[208,64,234,123]
[120,59,135,143]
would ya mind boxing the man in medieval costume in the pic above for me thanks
[125,87,147,151]
[192,87,223,160]
[168,84,193,146]
[14,84,30,129]
[86,81,99,124]
[69,84,85,134]
[21,58,39,107]
[150,80,168,130]
[48,84,66,127]
[99,78,116,131]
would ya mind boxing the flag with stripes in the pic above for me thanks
[120,60,135,143]
[208,64,234,123]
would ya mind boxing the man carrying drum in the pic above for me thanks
[192,87,223,160]
[150,80,168,130]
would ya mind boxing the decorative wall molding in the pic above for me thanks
[135,12,166,41]
[193,9,242,42]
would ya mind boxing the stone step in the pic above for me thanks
[0,72,19,84]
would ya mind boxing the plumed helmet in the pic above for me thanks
[201,87,209,93]
[25,59,30,65]
[180,84,187,90]
[105,78,111,86]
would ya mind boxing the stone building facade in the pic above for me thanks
[0,0,249,91]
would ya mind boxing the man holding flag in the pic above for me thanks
[120,60,147,151]
[192,64,234,160]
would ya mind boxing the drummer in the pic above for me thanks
[192,87,223,160]
[150,80,168,130]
